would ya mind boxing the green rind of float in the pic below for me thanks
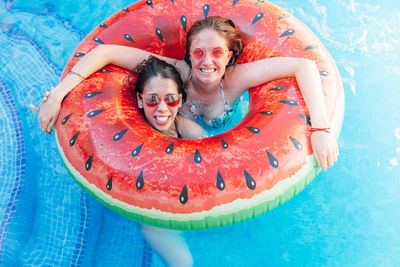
[55,94,344,230]
[57,144,318,230]
[55,128,318,230]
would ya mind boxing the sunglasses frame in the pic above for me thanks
[191,47,230,61]
[140,93,181,108]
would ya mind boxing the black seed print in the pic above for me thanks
[106,176,112,190]
[180,16,187,32]
[305,44,318,50]
[232,0,240,6]
[62,113,73,125]
[85,154,94,171]
[87,109,105,118]
[244,170,256,190]
[289,136,303,151]
[270,86,283,91]
[99,23,107,28]
[266,151,279,168]
[113,129,128,142]
[279,100,298,106]
[136,170,144,190]
[251,13,264,25]
[170,0,174,3]
[221,140,228,149]
[93,37,104,44]
[260,111,273,116]
[299,114,312,126]
[124,33,135,43]
[131,144,143,157]
[279,14,290,20]
[194,149,202,164]
[179,185,188,204]
[280,29,295,37]
[203,4,209,18]
[246,127,260,134]
[69,131,80,146]
[216,171,225,191]
[319,71,329,76]
[146,0,153,8]
[84,92,102,98]
[165,142,174,154]
[155,28,163,42]
[74,53,85,58]
[100,69,113,73]
[122,7,129,12]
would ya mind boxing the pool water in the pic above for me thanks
[1,0,400,266]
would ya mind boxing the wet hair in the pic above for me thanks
[184,16,244,68]
[125,56,187,102]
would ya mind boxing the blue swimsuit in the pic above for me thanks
[188,82,234,130]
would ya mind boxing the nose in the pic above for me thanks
[203,51,213,64]
[156,99,169,112]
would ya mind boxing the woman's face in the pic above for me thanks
[189,29,233,85]
[137,76,182,133]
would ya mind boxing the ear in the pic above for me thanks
[226,50,233,65]
[137,93,143,109]
[228,50,233,59]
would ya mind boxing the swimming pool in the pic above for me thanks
[1,0,400,266]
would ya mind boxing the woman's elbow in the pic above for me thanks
[295,58,319,76]
[297,57,316,68]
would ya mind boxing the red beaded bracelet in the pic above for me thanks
[310,127,331,133]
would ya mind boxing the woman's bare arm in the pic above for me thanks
[33,44,182,134]
[226,57,338,170]
[177,116,205,139]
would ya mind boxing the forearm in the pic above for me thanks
[53,45,110,102]
[295,59,329,128]
[52,44,178,102]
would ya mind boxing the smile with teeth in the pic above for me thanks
[200,68,216,73]
[154,115,170,123]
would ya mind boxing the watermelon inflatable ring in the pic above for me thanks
[55,0,344,230]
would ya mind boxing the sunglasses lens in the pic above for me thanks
[192,48,204,60]
[144,95,160,107]
[165,95,180,107]
[212,47,225,58]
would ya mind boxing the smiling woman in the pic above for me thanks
[130,56,203,139]
[47,0,343,230]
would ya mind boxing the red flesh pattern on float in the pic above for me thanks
[56,0,343,221]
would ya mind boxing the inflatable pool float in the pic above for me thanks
[55,0,344,230]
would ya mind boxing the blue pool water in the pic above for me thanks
[1,0,400,266]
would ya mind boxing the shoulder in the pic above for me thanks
[174,60,191,81]
[176,115,204,139]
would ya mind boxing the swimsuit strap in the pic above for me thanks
[219,81,228,106]
[174,119,182,138]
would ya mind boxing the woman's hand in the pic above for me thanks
[310,131,339,171]
[30,87,62,135]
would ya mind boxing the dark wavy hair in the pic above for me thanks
[125,56,187,103]
[184,16,244,68]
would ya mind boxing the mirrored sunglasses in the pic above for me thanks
[141,94,181,108]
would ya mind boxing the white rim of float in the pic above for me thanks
[55,91,344,230]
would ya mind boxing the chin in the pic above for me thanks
[197,71,221,83]
[151,119,173,133]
